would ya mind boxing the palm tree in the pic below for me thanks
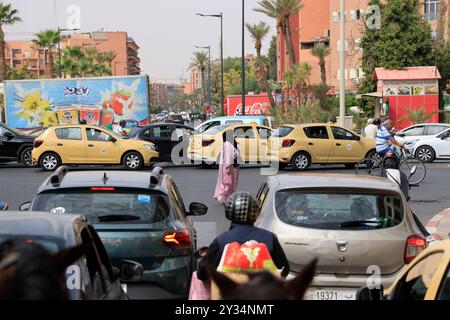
[0,3,22,81]
[246,21,270,58]
[311,43,331,84]
[399,108,436,124]
[33,29,62,78]
[189,51,208,103]
[254,0,302,67]
[97,51,116,68]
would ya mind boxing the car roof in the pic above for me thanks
[138,123,193,130]
[207,116,267,121]
[0,211,83,243]
[282,123,333,127]
[37,169,168,193]
[266,173,401,192]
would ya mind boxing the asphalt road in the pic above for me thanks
[1,161,449,247]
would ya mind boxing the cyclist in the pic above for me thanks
[376,119,404,159]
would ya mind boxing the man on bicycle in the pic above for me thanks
[376,119,404,160]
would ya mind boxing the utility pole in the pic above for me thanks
[241,0,246,115]
[339,0,346,127]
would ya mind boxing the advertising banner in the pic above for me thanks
[225,94,271,116]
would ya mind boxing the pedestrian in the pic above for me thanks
[364,118,378,140]
[0,200,8,210]
[214,130,240,204]
[114,120,129,138]
[197,192,290,281]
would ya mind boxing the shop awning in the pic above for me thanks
[372,66,441,81]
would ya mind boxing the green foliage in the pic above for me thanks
[268,36,277,81]
[57,46,112,77]
[399,108,436,124]
[6,64,37,80]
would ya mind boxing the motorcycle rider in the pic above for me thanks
[376,119,404,159]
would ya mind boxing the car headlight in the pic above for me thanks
[144,144,156,151]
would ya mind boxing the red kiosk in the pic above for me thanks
[373,67,441,129]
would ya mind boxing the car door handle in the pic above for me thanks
[308,142,314,146]
[57,143,63,147]
[88,144,95,147]
[336,143,342,146]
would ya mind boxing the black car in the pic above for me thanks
[0,211,144,300]
[165,114,184,125]
[0,123,35,166]
[21,166,208,299]
[130,123,194,163]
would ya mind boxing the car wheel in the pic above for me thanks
[291,152,311,171]
[40,152,61,171]
[365,150,380,167]
[416,146,435,163]
[123,152,143,170]
[20,146,35,167]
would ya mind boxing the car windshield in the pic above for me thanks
[0,235,62,253]
[272,126,293,137]
[33,190,170,224]
[1,123,23,136]
[275,189,404,230]
[203,125,228,135]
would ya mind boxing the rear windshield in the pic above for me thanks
[203,125,228,135]
[275,190,404,230]
[33,190,170,224]
[273,126,293,137]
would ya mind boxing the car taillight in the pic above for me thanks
[34,140,43,148]
[202,139,215,147]
[162,230,191,250]
[282,139,296,147]
[90,187,115,191]
[404,235,427,264]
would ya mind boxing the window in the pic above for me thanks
[356,9,362,20]
[349,69,357,79]
[332,126,358,140]
[152,125,172,139]
[394,252,444,300]
[12,60,21,67]
[258,127,271,140]
[86,128,112,142]
[197,121,221,134]
[234,127,255,139]
[55,127,82,140]
[303,126,329,139]
[88,225,114,286]
[438,264,450,300]
[256,183,270,211]
[355,38,361,51]
[401,126,425,137]
[274,190,404,230]
[332,12,339,22]
[426,125,449,135]
[12,48,21,56]
[167,180,187,220]
[225,120,243,125]
[203,125,227,135]
[273,126,293,138]
[424,0,439,21]
[301,43,314,50]
[80,228,106,296]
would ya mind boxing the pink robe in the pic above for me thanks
[214,141,240,203]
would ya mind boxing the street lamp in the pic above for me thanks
[194,45,211,107]
[339,0,346,127]
[196,12,224,116]
[57,27,80,78]
[241,0,245,116]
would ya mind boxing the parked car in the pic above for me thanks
[32,125,159,171]
[0,123,35,167]
[358,240,450,300]
[130,123,194,162]
[395,123,450,143]
[0,211,144,300]
[188,123,273,166]
[405,128,450,163]
[194,116,274,134]
[21,166,208,299]
[255,173,428,300]
[267,123,376,170]
[165,114,184,125]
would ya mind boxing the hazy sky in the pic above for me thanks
[6,0,276,83]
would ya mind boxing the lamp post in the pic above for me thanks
[241,0,245,115]
[194,45,211,107]
[339,0,346,127]
[196,12,224,116]
[57,27,80,78]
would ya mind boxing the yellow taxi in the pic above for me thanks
[188,123,273,166]
[32,125,159,171]
[267,123,376,170]
[358,240,450,300]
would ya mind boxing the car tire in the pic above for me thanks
[20,146,35,167]
[365,150,380,167]
[416,146,435,163]
[40,152,61,171]
[123,151,143,170]
[291,152,311,171]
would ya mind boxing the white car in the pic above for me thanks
[406,128,450,162]
[396,123,450,143]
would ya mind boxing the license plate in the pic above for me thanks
[313,289,356,300]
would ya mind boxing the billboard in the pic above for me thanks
[225,94,271,116]
[4,75,149,131]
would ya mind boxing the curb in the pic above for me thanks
[426,208,450,240]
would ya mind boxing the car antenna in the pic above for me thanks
[102,172,109,185]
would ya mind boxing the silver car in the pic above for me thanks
[254,173,428,300]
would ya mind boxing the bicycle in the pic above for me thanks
[355,147,427,184]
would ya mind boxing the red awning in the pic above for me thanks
[372,66,441,81]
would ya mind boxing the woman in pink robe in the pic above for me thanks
[214,131,240,203]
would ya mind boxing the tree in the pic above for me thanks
[435,0,448,46]
[6,64,37,80]
[254,0,302,67]
[97,51,116,68]
[311,43,331,84]
[189,51,208,104]
[268,36,277,81]
[33,29,62,78]
[246,21,270,58]
[399,108,436,124]
[360,0,434,93]
[0,3,22,81]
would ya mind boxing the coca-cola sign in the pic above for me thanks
[225,94,271,116]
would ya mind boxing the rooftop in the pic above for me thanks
[372,66,441,81]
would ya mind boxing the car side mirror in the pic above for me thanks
[19,201,31,211]
[110,137,117,143]
[355,135,361,141]
[3,131,14,139]
[188,202,208,216]
[119,260,144,282]
[356,286,384,300]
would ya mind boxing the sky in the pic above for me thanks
[6,0,276,83]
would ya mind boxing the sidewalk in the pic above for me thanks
[426,208,450,240]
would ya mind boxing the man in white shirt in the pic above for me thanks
[115,120,129,138]
[364,118,378,140]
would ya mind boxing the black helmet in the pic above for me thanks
[373,118,381,125]
[225,192,259,224]
[119,120,126,127]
